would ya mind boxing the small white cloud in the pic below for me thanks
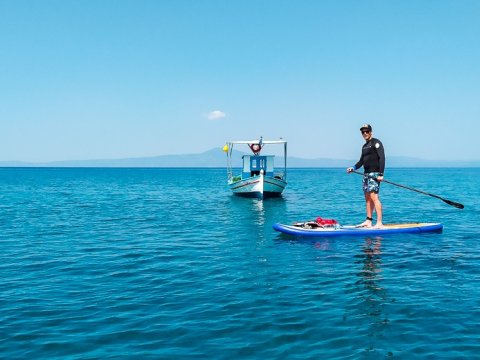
[206,110,226,120]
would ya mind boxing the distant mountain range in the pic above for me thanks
[1,148,479,168]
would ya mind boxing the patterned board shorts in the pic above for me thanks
[363,172,381,193]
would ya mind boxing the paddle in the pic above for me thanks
[351,170,464,209]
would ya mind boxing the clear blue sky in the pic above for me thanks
[1,0,479,162]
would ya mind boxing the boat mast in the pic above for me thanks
[226,142,233,180]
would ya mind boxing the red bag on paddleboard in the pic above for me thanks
[316,217,338,226]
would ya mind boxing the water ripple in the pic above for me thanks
[1,168,479,358]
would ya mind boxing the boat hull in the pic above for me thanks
[229,174,286,198]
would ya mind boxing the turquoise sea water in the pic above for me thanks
[1,167,479,359]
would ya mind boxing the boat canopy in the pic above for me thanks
[227,140,287,145]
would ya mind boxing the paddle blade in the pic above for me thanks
[443,199,464,209]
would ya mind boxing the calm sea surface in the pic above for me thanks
[1,168,479,359]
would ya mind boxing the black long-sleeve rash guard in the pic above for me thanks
[354,138,385,174]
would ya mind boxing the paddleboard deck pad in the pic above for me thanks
[273,221,443,237]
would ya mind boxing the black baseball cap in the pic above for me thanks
[360,124,372,132]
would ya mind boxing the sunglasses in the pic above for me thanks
[361,130,371,134]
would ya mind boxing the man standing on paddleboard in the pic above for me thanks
[347,124,385,228]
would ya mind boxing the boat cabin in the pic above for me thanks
[242,155,275,178]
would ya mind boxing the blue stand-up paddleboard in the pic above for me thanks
[273,221,443,237]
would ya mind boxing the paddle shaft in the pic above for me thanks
[351,170,464,209]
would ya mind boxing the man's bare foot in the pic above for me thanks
[372,223,384,229]
[356,220,372,228]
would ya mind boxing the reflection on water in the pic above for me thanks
[228,195,289,226]
[358,237,384,293]
[251,199,265,226]
[227,196,266,228]
[228,196,287,244]
[349,237,391,353]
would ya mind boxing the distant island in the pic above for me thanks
[1,148,479,168]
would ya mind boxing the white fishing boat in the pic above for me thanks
[223,137,287,198]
